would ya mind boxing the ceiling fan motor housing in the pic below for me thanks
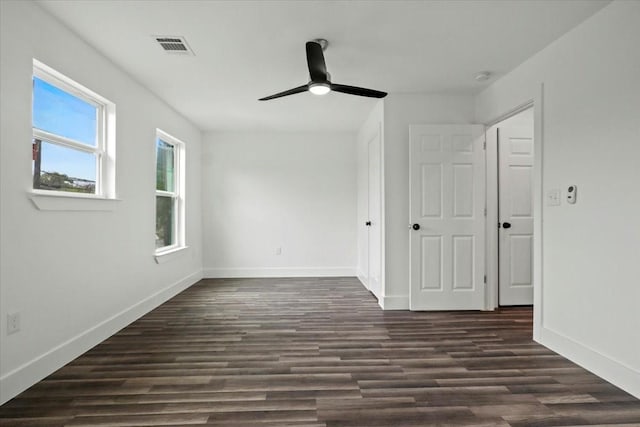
[310,72,331,85]
[312,38,329,51]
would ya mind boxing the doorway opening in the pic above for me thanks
[486,105,535,309]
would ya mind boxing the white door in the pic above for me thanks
[367,129,382,299]
[498,125,534,305]
[409,125,485,310]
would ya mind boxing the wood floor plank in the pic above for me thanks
[1,277,638,426]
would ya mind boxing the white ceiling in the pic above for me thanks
[38,0,609,132]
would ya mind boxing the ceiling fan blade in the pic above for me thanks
[259,85,308,101]
[306,41,328,82]
[331,83,387,98]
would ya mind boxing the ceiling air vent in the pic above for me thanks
[153,36,194,55]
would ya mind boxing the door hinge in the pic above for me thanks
[483,140,486,150]
[484,275,487,284]
[484,207,487,217]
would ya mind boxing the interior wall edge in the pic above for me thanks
[0,269,203,405]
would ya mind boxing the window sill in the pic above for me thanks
[155,246,189,264]
[30,192,121,211]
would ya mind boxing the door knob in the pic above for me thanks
[412,223,420,230]
[502,222,512,229]
[365,221,372,226]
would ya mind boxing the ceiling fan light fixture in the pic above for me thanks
[309,82,331,96]
[258,40,387,101]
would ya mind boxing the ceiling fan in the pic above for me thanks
[259,39,387,101]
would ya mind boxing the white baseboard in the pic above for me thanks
[380,294,410,310]
[203,267,356,278]
[357,272,368,289]
[0,269,203,405]
[539,326,640,399]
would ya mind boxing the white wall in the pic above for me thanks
[202,132,357,277]
[356,101,384,289]
[0,1,203,404]
[476,0,640,398]
[382,94,475,309]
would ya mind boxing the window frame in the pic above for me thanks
[155,129,186,255]
[31,59,116,199]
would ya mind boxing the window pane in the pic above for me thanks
[33,141,96,194]
[155,196,175,249]
[156,139,175,192]
[33,77,97,146]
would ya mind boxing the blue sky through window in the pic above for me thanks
[39,142,96,182]
[33,77,97,180]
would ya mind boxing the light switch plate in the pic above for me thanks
[547,189,561,206]
[7,312,20,335]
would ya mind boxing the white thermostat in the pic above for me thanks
[567,185,577,204]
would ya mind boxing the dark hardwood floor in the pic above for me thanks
[1,277,639,426]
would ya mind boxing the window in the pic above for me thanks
[32,60,115,197]
[155,130,185,253]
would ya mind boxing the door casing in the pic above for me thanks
[483,89,544,343]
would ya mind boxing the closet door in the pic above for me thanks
[498,125,534,306]
[367,127,382,299]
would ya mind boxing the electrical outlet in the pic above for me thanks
[7,312,20,335]
[275,247,282,255]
